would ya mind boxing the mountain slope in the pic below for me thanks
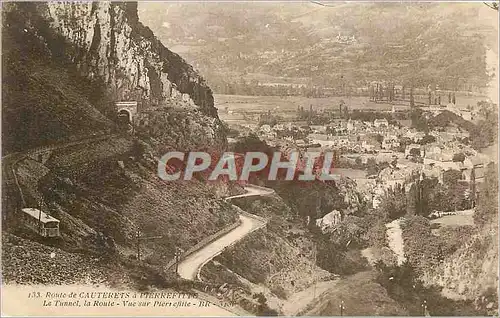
[138,2,497,91]
[2,2,236,290]
[2,5,115,152]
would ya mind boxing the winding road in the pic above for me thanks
[177,185,274,280]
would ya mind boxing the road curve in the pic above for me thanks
[223,184,275,201]
[177,185,273,280]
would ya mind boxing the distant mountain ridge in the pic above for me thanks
[139,2,497,92]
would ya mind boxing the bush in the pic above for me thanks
[438,225,476,255]
[452,152,466,163]
[253,292,279,316]
[418,134,436,145]
[270,286,288,300]
[400,216,445,273]
[316,238,369,276]
[363,218,388,247]
[409,147,421,157]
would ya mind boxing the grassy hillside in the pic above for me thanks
[11,141,239,259]
[4,137,240,289]
[2,3,240,290]
[415,107,498,150]
[2,232,169,288]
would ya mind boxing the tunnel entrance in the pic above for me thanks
[118,109,132,123]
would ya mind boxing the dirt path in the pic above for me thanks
[281,280,338,316]
[386,219,406,266]
[177,185,273,280]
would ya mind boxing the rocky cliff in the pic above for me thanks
[41,2,217,117]
[2,2,225,152]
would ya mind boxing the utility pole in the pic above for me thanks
[175,247,181,274]
[136,230,141,261]
[422,299,428,316]
[268,258,272,277]
[11,161,27,209]
[135,230,163,262]
[470,167,476,208]
[38,197,44,231]
[312,242,317,300]
[410,86,414,109]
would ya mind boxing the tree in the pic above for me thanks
[411,109,429,133]
[232,134,273,154]
[418,177,441,216]
[343,105,350,119]
[478,101,495,121]
[410,87,415,108]
[452,152,466,163]
[131,139,146,158]
[441,169,470,211]
[443,169,462,186]
[355,156,362,167]
[231,134,276,181]
[409,147,421,157]
[253,293,278,316]
[406,183,417,216]
[391,157,398,168]
[379,188,407,220]
[470,102,498,150]
[418,134,436,145]
[366,158,378,176]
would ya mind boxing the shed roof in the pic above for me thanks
[21,208,60,224]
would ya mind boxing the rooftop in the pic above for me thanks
[21,208,60,224]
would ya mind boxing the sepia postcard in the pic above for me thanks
[1,1,499,316]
